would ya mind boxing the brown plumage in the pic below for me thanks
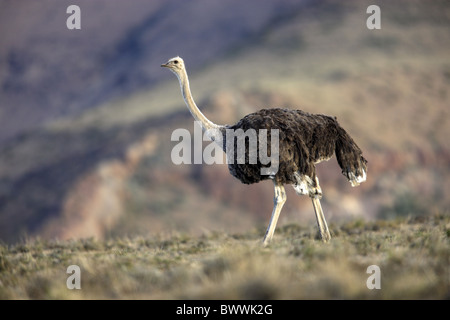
[224,108,367,191]
[162,56,367,246]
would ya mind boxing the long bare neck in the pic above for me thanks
[176,68,221,131]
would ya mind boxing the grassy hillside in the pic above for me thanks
[1,214,448,299]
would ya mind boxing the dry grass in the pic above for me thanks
[1,213,448,300]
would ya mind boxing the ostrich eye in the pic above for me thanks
[174,60,178,64]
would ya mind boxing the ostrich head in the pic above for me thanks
[160,55,218,131]
[161,56,185,76]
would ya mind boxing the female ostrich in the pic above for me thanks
[161,56,367,245]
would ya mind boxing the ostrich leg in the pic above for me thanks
[262,181,286,246]
[311,196,331,242]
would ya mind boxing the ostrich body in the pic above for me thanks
[162,56,367,245]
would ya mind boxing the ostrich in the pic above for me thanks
[161,56,367,245]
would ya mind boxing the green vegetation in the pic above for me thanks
[1,214,448,299]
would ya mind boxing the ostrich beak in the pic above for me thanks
[161,62,169,68]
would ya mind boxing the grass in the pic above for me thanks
[0,213,448,299]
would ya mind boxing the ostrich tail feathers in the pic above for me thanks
[335,126,368,187]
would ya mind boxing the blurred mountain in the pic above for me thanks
[0,0,449,243]
[0,0,304,143]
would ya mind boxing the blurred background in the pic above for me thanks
[0,0,448,244]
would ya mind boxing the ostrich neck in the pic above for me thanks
[178,69,220,131]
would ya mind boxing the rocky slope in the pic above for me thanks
[0,0,449,243]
